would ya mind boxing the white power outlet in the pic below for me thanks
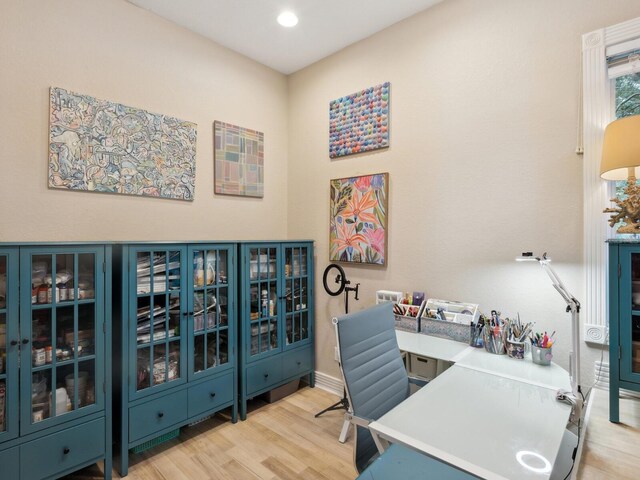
[334,346,340,362]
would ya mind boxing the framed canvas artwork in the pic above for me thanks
[329,82,390,158]
[214,121,264,198]
[48,87,197,200]
[330,172,389,265]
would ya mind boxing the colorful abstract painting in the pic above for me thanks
[48,87,197,200]
[214,121,264,198]
[330,173,389,265]
[329,82,390,158]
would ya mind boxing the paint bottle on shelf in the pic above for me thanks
[261,290,268,317]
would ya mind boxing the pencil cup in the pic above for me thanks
[531,346,553,366]
[506,339,526,360]
[483,327,506,355]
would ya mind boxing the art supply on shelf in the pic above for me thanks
[469,320,484,348]
[504,314,534,360]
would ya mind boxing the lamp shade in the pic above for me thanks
[600,115,640,180]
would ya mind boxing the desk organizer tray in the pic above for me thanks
[392,302,424,332]
[420,316,471,343]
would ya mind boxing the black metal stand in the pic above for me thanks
[315,265,359,419]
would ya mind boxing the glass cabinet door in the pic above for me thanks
[247,246,280,359]
[283,245,311,349]
[131,248,186,395]
[20,247,104,434]
[189,246,234,379]
[0,249,18,442]
[627,252,640,380]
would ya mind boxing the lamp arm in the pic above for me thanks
[541,261,582,415]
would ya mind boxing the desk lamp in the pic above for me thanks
[516,252,583,419]
[601,115,640,233]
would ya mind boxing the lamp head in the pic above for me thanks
[515,252,549,263]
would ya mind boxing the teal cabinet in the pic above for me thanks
[115,243,237,477]
[608,240,640,422]
[239,241,315,420]
[0,244,112,480]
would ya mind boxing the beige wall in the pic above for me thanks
[288,0,640,383]
[4,0,640,387]
[0,0,288,242]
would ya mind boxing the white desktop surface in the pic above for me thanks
[369,365,572,480]
[454,346,572,392]
[395,330,472,362]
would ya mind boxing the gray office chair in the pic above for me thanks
[334,302,423,473]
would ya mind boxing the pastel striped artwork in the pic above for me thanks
[214,121,264,198]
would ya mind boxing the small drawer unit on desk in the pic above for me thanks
[20,418,105,480]
[188,373,234,419]
[129,390,188,443]
[246,356,283,395]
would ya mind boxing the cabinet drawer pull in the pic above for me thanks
[63,447,70,455]
[210,392,216,398]
[297,361,301,366]
[21,338,29,345]
[264,373,269,379]
[158,412,164,418]
[10,340,18,346]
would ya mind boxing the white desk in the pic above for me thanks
[369,365,572,480]
[453,347,572,392]
[395,330,472,363]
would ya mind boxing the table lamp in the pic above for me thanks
[516,252,583,421]
[601,114,640,233]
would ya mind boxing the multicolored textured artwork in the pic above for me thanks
[48,87,197,200]
[330,173,389,265]
[214,121,264,198]
[329,82,390,158]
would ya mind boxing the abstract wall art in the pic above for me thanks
[214,121,264,198]
[329,82,390,158]
[330,172,389,265]
[48,87,197,200]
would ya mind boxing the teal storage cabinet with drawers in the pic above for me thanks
[0,244,112,480]
[608,240,640,423]
[114,243,237,476]
[239,241,315,420]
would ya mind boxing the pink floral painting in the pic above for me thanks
[330,173,388,265]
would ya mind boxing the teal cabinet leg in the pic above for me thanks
[118,442,129,477]
[610,379,620,423]
[310,371,316,388]
[104,451,112,480]
[240,398,247,421]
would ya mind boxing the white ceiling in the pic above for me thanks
[127,0,444,74]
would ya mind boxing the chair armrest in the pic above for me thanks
[345,412,371,428]
[408,376,428,388]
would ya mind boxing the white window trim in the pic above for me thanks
[582,17,640,345]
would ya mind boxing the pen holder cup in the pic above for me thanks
[505,339,526,360]
[531,346,553,366]
[483,327,506,355]
[469,325,483,348]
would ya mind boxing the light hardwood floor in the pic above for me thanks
[66,385,640,479]
[67,387,356,480]
[577,388,640,479]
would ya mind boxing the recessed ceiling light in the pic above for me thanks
[277,11,298,27]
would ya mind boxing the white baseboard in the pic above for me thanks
[314,371,343,397]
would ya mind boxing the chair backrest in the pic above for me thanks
[334,302,410,472]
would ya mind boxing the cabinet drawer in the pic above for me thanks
[246,357,282,395]
[21,418,105,480]
[0,446,19,480]
[282,348,312,380]
[129,389,188,443]
[188,373,234,419]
